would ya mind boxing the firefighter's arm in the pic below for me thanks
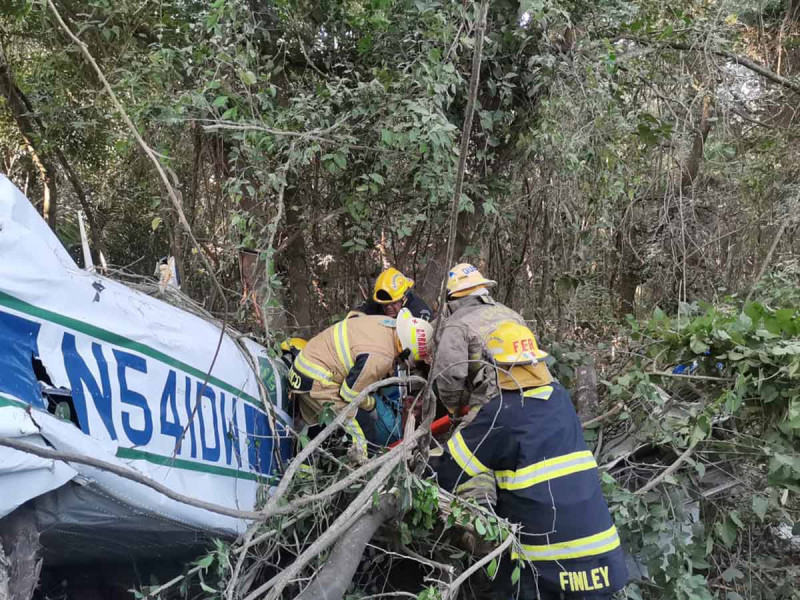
[432,324,469,413]
[339,352,394,411]
[431,398,517,491]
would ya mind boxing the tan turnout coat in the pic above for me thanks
[291,315,398,424]
[432,295,525,413]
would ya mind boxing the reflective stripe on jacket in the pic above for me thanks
[431,294,525,412]
[431,382,629,596]
[289,315,397,425]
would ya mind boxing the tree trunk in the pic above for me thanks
[295,496,399,600]
[1,58,107,255]
[417,210,472,310]
[573,361,599,421]
[615,228,640,318]
[283,193,312,332]
[680,96,714,189]
[0,61,58,228]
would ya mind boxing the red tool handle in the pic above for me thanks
[388,407,468,448]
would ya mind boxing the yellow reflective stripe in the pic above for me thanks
[511,525,620,561]
[344,419,368,454]
[294,353,335,385]
[333,321,354,371]
[340,381,374,410]
[496,450,596,491]
[340,381,360,402]
[522,385,553,400]
[446,432,490,477]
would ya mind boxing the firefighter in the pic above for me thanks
[354,267,433,321]
[431,321,629,599]
[288,309,432,456]
[432,263,525,417]
[279,337,307,370]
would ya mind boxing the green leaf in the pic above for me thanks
[690,336,709,354]
[200,581,216,593]
[151,216,162,231]
[510,565,521,585]
[196,554,214,569]
[239,70,257,86]
[752,496,768,521]
[715,519,737,548]
[212,95,229,108]
[722,567,744,582]
[474,518,486,536]
[729,511,744,528]
[487,557,498,579]
[333,153,347,169]
[55,401,71,421]
[369,173,385,185]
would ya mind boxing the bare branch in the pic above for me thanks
[45,0,228,314]
[0,437,266,521]
[629,38,800,94]
[635,441,698,496]
[443,533,515,600]
[426,0,489,454]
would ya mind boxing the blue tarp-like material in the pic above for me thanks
[0,310,46,409]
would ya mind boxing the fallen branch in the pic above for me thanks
[294,495,400,600]
[0,437,266,521]
[226,375,426,600]
[143,564,203,599]
[581,403,623,428]
[244,421,427,600]
[443,532,515,600]
[635,441,698,496]
[232,512,309,556]
[265,375,427,514]
[400,544,457,576]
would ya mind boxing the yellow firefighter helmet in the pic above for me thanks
[446,263,496,299]
[373,267,414,304]
[395,308,433,362]
[280,337,308,353]
[486,321,548,365]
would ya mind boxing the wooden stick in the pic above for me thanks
[635,441,698,496]
[632,38,800,95]
[45,0,227,314]
[443,533,514,600]
[581,403,623,428]
[0,437,265,521]
[425,0,490,454]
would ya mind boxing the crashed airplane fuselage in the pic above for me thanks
[0,175,293,564]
